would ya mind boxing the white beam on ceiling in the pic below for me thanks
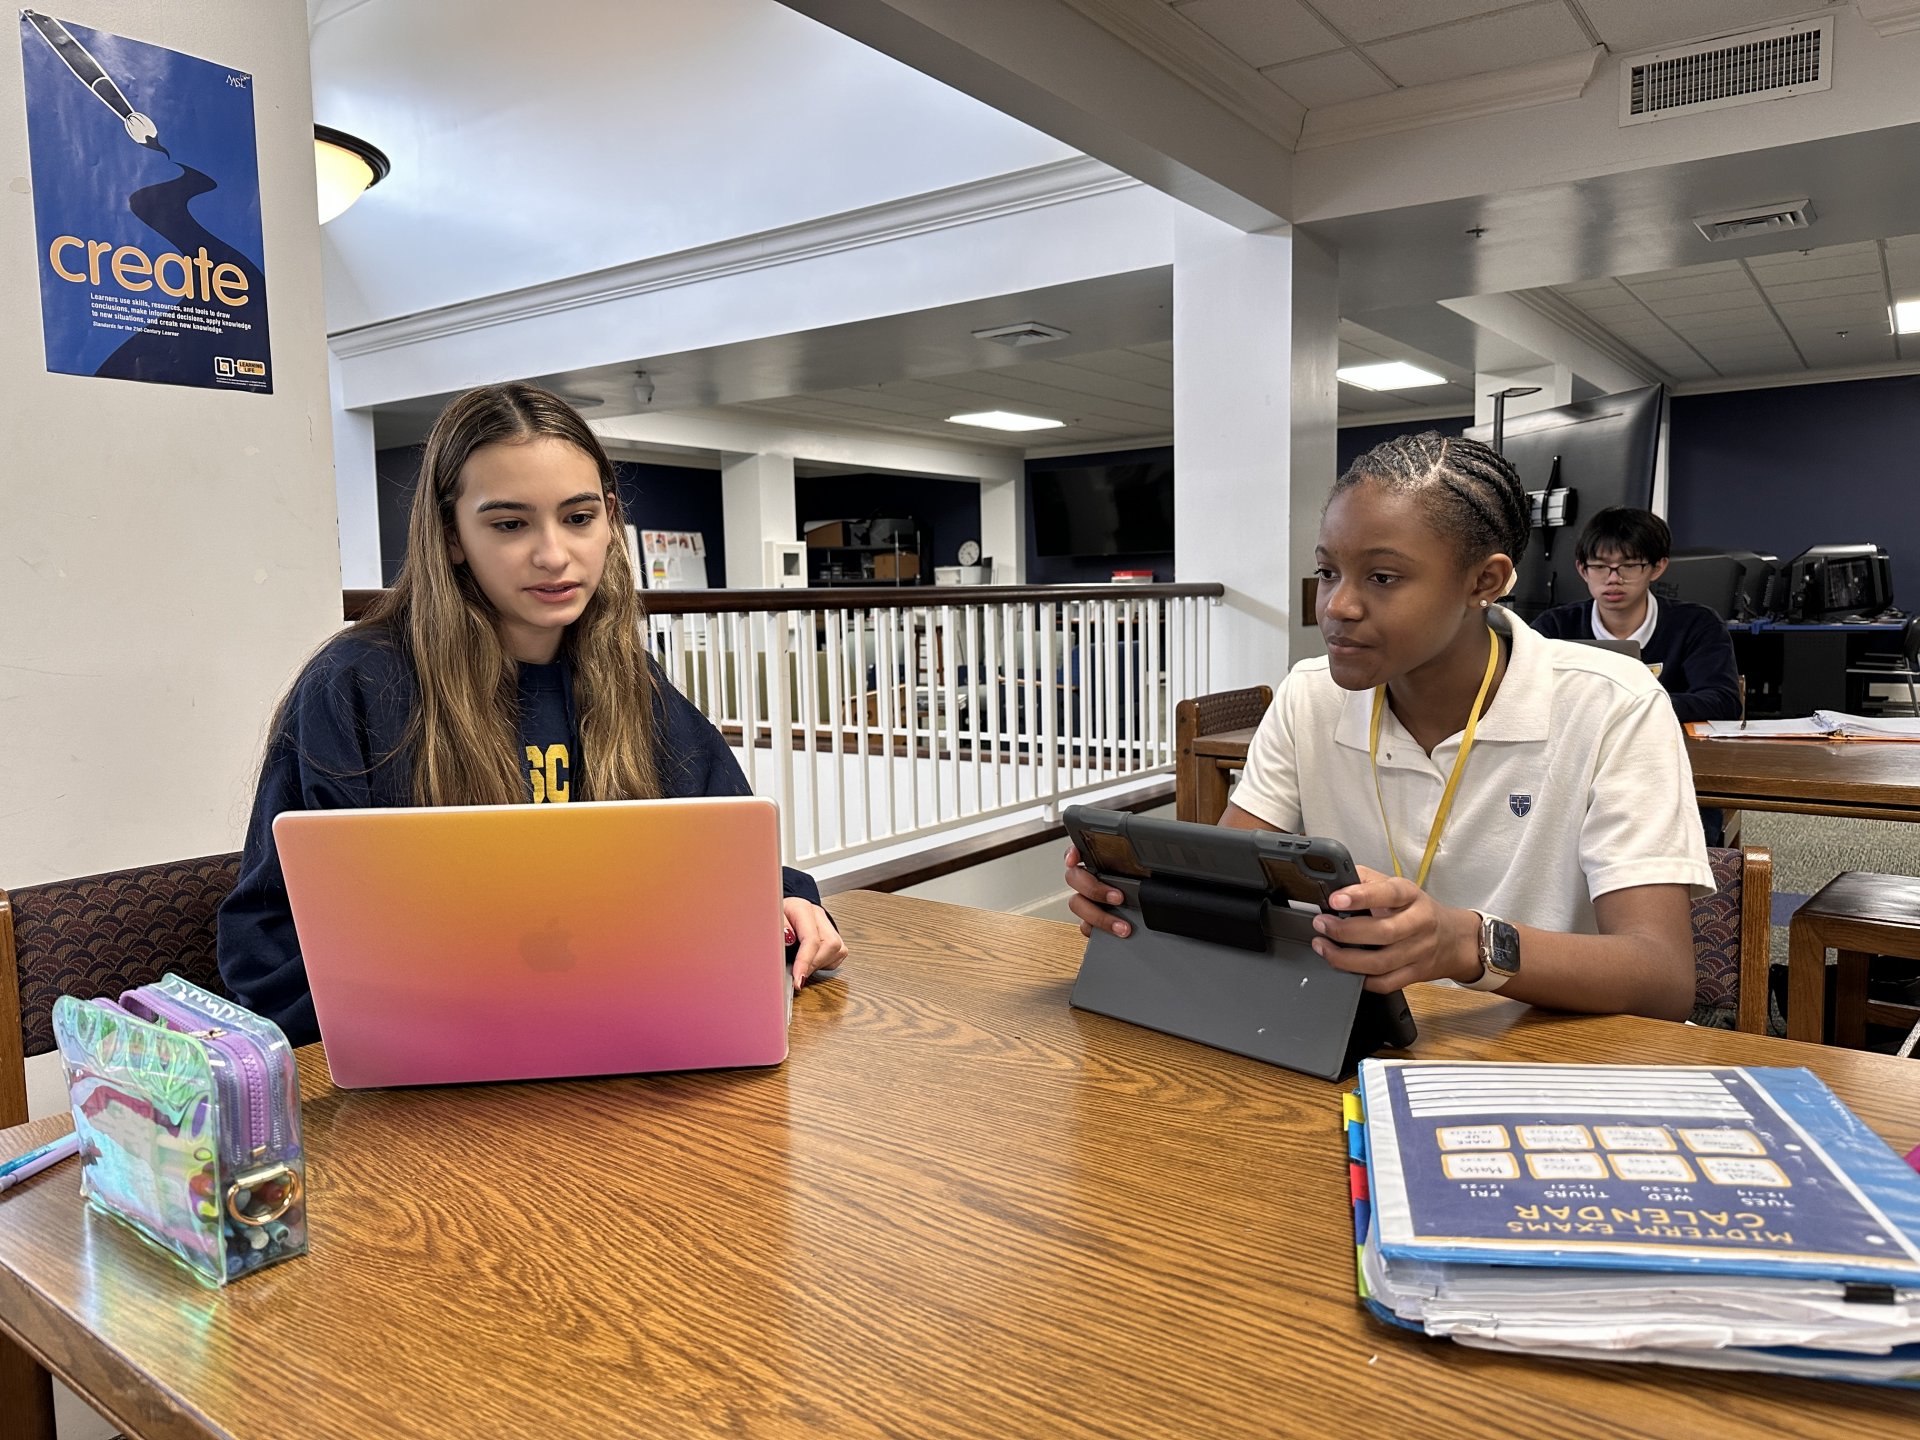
[591,409,1024,484]
[774,0,1295,230]
[1439,291,1665,395]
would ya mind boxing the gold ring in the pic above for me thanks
[226,1164,303,1227]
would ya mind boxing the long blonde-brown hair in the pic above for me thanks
[357,383,661,805]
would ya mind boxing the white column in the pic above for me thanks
[979,475,1026,583]
[721,451,797,588]
[1473,365,1572,426]
[1173,208,1339,692]
[330,343,382,589]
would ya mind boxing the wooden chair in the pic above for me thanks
[1174,685,1273,824]
[1785,871,1920,1048]
[1689,845,1774,1033]
[1,853,240,1129]
[1,852,239,1440]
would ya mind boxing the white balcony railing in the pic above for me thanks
[642,584,1221,869]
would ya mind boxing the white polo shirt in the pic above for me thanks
[1231,609,1713,936]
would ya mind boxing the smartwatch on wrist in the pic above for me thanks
[1465,911,1521,991]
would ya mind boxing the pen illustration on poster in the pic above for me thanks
[19,12,271,392]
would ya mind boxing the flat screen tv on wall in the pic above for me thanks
[1030,458,1175,558]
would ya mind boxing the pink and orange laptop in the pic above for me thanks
[272,796,789,1088]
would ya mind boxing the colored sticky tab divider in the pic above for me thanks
[1908,1142,1920,1176]
[1343,1091,1374,1300]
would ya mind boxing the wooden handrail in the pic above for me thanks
[343,583,1223,621]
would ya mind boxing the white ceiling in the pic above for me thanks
[706,318,1479,451]
[730,343,1175,450]
[1164,0,1843,109]
[1542,233,1919,382]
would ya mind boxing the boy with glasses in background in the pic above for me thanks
[1533,507,1742,725]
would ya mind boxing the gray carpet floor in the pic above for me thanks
[1736,809,1920,1043]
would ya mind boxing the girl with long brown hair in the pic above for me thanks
[219,383,845,1043]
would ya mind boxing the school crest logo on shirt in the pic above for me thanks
[1509,793,1533,818]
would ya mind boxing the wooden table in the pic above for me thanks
[1181,730,1920,829]
[4,892,1920,1439]
[1186,723,1259,825]
[1686,736,1920,822]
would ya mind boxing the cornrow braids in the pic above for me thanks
[1329,432,1531,566]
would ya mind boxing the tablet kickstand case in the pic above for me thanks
[1065,808,1415,1080]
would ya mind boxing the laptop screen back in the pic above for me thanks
[274,796,787,1088]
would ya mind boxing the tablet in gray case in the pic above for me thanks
[1066,809,1415,1081]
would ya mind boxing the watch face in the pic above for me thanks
[1487,919,1522,976]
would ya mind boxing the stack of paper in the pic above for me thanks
[1698,711,1920,739]
[1347,1061,1920,1385]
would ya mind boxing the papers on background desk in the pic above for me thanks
[1697,711,1920,740]
[1346,1060,1920,1387]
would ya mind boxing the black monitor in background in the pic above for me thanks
[1465,385,1664,619]
[1029,457,1175,558]
[1770,544,1895,621]
[1656,552,1745,618]
[1655,550,1776,620]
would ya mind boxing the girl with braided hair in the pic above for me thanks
[1066,432,1711,1021]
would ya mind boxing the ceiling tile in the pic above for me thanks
[1745,240,1880,269]
[1575,0,1835,56]
[1003,358,1173,409]
[1308,0,1518,45]
[1760,274,1886,304]
[1794,333,1897,367]
[1260,50,1393,107]
[1620,271,1754,300]
[1366,4,1590,88]
[1631,291,1765,318]
[1172,0,1342,68]
[1052,350,1175,388]
[1770,298,1891,323]
[1747,254,1885,289]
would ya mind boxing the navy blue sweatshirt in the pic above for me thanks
[217,628,823,1044]
[1532,598,1743,723]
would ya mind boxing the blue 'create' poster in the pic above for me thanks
[19,12,271,393]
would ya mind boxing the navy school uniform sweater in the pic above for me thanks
[1532,597,1743,724]
[217,627,822,1045]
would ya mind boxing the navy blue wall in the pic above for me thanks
[373,448,727,588]
[614,461,728,589]
[796,473,983,573]
[373,444,423,587]
[1666,375,1920,562]
[1024,445,1175,584]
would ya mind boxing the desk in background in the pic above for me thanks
[1729,619,1906,719]
[4,892,1920,1439]
[1686,735,1920,825]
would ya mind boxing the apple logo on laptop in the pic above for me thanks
[520,916,577,973]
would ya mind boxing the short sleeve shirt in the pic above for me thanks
[1229,610,1713,936]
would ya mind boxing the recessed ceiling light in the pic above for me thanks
[1894,299,1920,335]
[1336,362,1447,391]
[947,410,1066,432]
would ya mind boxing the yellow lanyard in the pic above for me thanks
[1368,625,1501,890]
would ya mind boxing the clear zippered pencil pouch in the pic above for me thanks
[52,974,307,1286]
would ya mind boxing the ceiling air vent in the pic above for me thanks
[971,321,1070,347]
[1620,16,1832,126]
[1692,199,1816,242]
